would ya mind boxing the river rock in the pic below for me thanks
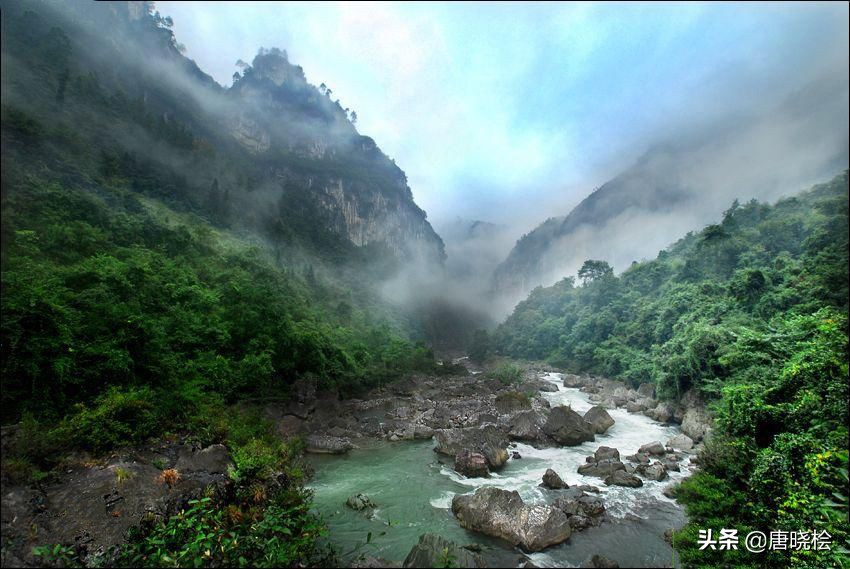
[451,487,571,552]
[625,452,650,464]
[604,470,643,488]
[638,441,666,456]
[508,410,547,442]
[645,402,675,423]
[577,458,625,478]
[543,406,595,446]
[495,391,532,414]
[541,468,568,489]
[662,483,680,499]
[346,493,377,511]
[637,383,656,399]
[455,449,489,478]
[625,401,645,413]
[512,451,522,460]
[681,407,712,442]
[666,433,694,451]
[583,406,615,434]
[663,458,681,472]
[306,435,353,454]
[434,425,509,470]
[636,462,668,481]
[402,533,487,568]
[594,446,620,462]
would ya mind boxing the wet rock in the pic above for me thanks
[594,446,620,462]
[663,528,675,544]
[569,515,592,531]
[577,485,600,493]
[581,554,620,568]
[346,493,377,511]
[663,459,681,472]
[511,451,522,460]
[413,425,435,440]
[662,483,680,499]
[577,495,605,517]
[455,449,490,478]
[583,406,615,434]
[508,410,547,442]
[577,459,625,478]
[402,533,487,568]
[604,470,643,488]
[625,452,651,464]
[543,406,595,446]
[541,468,568,489]
[625,401,645,413]
[636,462,668,481]
[434,425,509,470]
[667,433,694,451]
[638,441,666,456]
[351,556,395,568]
[645,403,675,423]
[451,487,571,552]
[305,435,353,454]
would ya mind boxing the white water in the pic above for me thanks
[309,372,691,567]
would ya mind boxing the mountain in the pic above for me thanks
[0,0,444,266]
[491,75,849,311]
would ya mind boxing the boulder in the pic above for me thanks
[577,459,625,478]
[306,435,353,454]
[434,425,509,470]
[645,403,675,423]
[495,391,533,414]
[543,406,595,446]
[351,556,395,568]
[511,451,522,460]
[625,452,651,464]
[451,487,571,552]
[583,406,615,435]
[666,433,694,451]
[625,401,645,413]
[581,555,620,568]
[508,410,547,442]
[346,493,377,511]
[402,533,487,568]
[636,462,668,481]
[541,468,568,489]
[637,383,656,399]
[577,495,605,517]
[681,408,712,442]
[638,441,666,456]
[662,483,680,499]
[175,444,231,474]
[455,450,489,478]
[604,470,643,488]
[594,446,620,462]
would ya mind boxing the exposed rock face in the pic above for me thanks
[434,425,509,470]
[403,533,487,568]
[541,468,568,489]
[583,406,615,434]
[604,470,643,488]
[681,407,712,442]
[451,488,571,552]
[543,406,595,446]
[305,435,353,454]
[455,449,490,478]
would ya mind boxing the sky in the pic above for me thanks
[158,1,849,232]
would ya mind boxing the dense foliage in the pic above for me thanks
[494,172,849,567]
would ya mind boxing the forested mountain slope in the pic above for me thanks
[495,171,849,567]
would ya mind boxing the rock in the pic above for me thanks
[583,406,615,434]
[541,468,568,489]
[581,554,620,568]
[636,462,668,481]
[577,459,625,478]
[561,374,585,388]
[577,495,605,517]
[508,410,547,442]
[663,459,681,472]
[681,407,712,442]
[638,441,666,456]
[511,451,522,460]
[543,406,595,446]
[594,446,620,462]
[305,435,353,454]
[577,484,600,493]
[569,515,592,531]
[662,483,680,499]
[434,425,509,470]
[455,450,490,478]
[495,391,532,414]
[413,425,435,440]
[625,452,651,464]
[402,533,487,568]
[625,401,645,413]
[637,383,656,399]
[645,403,675,423]
[451,487,571,552]
[174,444,231,474]
[351,556,395,568]
[663,528,675,544]
[604,470,643,488]
[666,433,694,451]
[346,493,376,511]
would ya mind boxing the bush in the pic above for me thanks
[489,363,523,385]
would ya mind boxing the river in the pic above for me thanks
[308,372,691,567]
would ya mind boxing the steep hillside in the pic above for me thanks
[0,0,444,265]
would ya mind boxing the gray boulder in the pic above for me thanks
[636,462,668,481]
[346,493,377,511]
[594,446,620,462]
[637,383,656,399]
[604,470,643,488]
[666,433,694,451]
[638,441,666,456]
[581,554,620,568]
[583,406,615,434]
[455,449,489,478]
[403,533,487,568]
[541,468,568,489]
[175,444,231,474]
[508,410,547,442]
[434,425,509,470]
[451,487,571,552]
[681,408,712,442]
[577,458,625,478]
[306,435,353,454]
[543,406,595,446]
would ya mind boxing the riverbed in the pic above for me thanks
[308,372,691,567]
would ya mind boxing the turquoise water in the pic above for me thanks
[308,374,689,567]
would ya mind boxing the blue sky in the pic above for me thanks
[158,1,849,228]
